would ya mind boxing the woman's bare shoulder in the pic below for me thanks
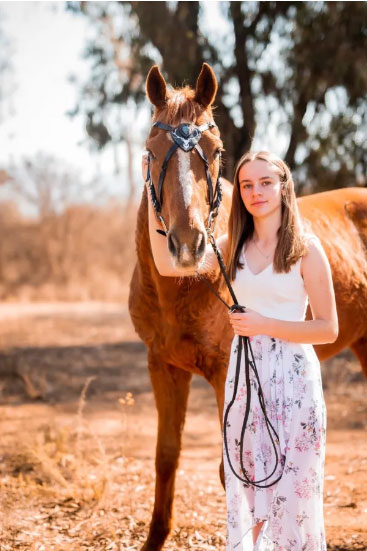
[216,232,228,246]
[300,233,324,276]
[301,233,329,275]
[304,232,322,246]
[303,233,324,259]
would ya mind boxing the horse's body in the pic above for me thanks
[299,188,367,369]
[128,64,367,551]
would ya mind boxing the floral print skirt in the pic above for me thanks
[222,334,327,551]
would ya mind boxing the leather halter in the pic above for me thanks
[145,120,223,236]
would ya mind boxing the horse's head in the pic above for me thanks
[145,63,223,270]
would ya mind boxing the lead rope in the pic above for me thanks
[194,232,283,488]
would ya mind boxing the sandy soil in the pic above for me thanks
[0,302,366,550]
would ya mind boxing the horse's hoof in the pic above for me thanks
[140,540,164,551]
[140,526,170,551]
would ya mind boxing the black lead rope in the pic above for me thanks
[195,235,283,488]
[145,118,282,488]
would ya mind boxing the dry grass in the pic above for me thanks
[0,377,227,550]
[0,200,138,302]
[0,291,365,550]
[1,380,132,549]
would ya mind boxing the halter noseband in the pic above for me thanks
[145,120,223,236]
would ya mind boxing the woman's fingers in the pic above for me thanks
[230,322,246,330]
[228,308,260,337]
[228,314,245,320]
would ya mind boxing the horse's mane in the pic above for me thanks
[153,86,210,126]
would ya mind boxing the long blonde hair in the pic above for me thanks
[226,150,311,283]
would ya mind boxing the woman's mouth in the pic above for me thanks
[252,200,267,206]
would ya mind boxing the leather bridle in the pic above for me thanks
[145,118,282,489]
[145,120,223,236]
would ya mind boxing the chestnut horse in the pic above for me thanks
[128,63,367,551]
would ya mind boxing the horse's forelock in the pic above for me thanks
[153,86,209,126]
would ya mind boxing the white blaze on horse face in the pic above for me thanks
[177,149,193,209]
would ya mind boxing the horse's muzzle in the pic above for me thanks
[168,228,206,265]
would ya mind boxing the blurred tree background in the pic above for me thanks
[0,1,366,301]
[0,153,134,301]
[67,0,366,193]
[0,6,134,302]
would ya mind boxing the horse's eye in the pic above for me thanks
[214,148,223,159]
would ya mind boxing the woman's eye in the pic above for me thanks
[242,181,271,190]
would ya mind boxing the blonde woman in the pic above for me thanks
[143,150,338,551]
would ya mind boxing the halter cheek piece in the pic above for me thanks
[145,118,282,489]
[145,120,223,236]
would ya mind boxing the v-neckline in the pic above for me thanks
[243,245,273,276]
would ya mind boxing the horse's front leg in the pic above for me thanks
[208,367,227,491]
[141,351,192,551]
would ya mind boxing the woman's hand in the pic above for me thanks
[228,308,269,337]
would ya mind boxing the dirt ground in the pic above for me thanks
[0,302,366,551]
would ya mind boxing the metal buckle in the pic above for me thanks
[170,124,203,152]
[228,304,247,314]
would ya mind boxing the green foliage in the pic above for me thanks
[67,1,366,192]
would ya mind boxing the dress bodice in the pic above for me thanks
[232,234,320,322]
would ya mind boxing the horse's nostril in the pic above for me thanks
[196,231,206,257]
[168,229,206,263]
[168,231,179,257]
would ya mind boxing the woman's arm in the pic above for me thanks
[264,238,338,343]
[143,154,227,277]
[229,238,339,344]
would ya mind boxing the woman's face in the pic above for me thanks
[238,159,283,218]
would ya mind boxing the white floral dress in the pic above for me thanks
[223,235,327,551]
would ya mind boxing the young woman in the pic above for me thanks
[143,150,338,551]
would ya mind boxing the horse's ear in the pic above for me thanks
[146,65,167,108]
[194,63,218,107]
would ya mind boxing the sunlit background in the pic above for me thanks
[0,0,365,302]
[0,3,366,551]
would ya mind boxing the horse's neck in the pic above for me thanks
[136,192,155,266]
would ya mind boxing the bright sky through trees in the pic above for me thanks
[0,1,132,198]
[1,1,362,205]
[0,2,287,190]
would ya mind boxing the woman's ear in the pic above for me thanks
[146,65,167,108]
[194,63,218,107]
